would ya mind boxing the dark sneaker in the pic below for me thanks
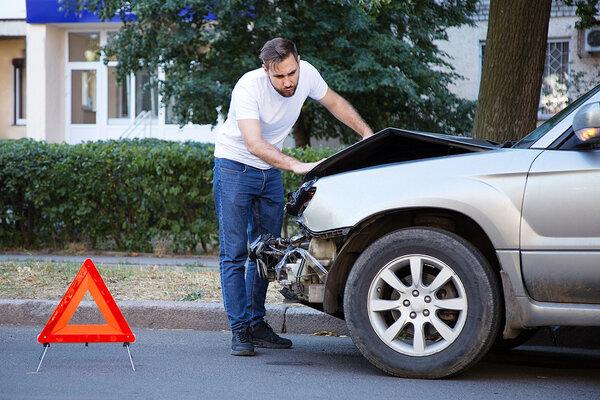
[249,321,293,349]
[231,329,255,356]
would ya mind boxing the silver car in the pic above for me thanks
[251,84,600,378]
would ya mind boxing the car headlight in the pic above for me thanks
[285,179,317,217]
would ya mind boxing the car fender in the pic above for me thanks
[302,149,543,250]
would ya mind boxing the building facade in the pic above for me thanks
[1,1,599,143]
[0,0,215,144]
[438,0,600,120]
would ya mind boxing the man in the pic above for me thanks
[213,37,372,356]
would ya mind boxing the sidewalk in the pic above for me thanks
[0,252,219,269]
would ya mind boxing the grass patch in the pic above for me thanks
[0,261,284,303]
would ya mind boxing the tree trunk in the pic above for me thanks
[473,0,552,143]
[293,113,311,147]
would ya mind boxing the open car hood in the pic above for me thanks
[305,128,498,181]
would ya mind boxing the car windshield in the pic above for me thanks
[512,84,600,149]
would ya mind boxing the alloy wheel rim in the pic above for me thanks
[367,254,468,357]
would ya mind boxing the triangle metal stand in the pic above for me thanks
[124,342,136,371]
[35,343,49,373]
[34,342,136,373]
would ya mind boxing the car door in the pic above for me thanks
[521,146,600,304]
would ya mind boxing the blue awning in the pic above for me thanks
[26,0,126,23]
[26,0,215,24]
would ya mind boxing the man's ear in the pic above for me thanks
[262,63,268,73]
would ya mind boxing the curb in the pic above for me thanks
[1,299,598,348]
[0,299,349,336]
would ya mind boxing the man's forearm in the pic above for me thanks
[246,139,300,171]
[329,96,373,137]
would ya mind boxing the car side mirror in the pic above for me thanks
[573,102,600,143]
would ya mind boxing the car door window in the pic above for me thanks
[553,127,600,151]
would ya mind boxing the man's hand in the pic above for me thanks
[361,131,374,140]
[239,119,323,174]
[291,160,322,175]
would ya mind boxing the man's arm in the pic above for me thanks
[238,119,320,175]
[319,88,373,138]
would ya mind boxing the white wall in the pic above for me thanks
[26,24,46,140]
[46,25,66,142]
[438,21,488,101]
[0,20,27,36]
[0,0,26,19]
[26,24,66,142]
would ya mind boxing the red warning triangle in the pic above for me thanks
[38,259,135,344]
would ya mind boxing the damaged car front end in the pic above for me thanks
[250,233,331,304]
[248,90,600,379]
[250,127,496,312]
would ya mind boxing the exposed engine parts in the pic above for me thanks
[249,234,333,303]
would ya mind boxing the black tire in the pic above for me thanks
[343,227,501,379]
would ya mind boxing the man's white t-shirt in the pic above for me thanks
[214,60,328,170]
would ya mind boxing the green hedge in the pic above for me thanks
[0,139,337,253]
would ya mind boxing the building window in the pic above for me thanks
[480,42,485,66]
[135,69,159,119]
[71,70,97,124]
[12,58,26,125]
[165,96,178,125]
[106,32,159,124]
[68,32,100,62]
[540,41,570,116]
[108,67,131,123]
[480,40,570,116]
[67,29,181,136]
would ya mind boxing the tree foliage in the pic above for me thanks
[66,0,478,145]
[565,0,600,29]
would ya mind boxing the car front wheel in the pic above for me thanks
[343,227,501,378]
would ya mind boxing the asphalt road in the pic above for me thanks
[1,326,599,400]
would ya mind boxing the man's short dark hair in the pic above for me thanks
[259,38,298,69]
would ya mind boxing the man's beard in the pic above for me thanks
[277,87,297,97]
[269,78,297,97]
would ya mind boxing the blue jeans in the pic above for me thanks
[213,157,284,332]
